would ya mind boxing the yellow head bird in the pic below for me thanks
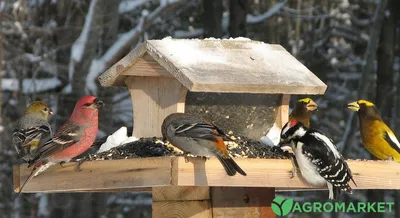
[348,100,400,161]
[289,98,318,128]
[13,101,53,162]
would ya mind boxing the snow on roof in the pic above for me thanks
[98,38,327,94]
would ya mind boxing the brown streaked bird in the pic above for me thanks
[289,97,318,128]
[162,113,247,176]
[348,100,400,161]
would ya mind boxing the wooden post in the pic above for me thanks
[152,186,212,218]
[125,77,188,137]
[211,187,275,218]
[275,94,290,128]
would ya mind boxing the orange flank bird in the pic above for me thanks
[162,113,246,176]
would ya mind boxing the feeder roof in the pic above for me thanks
[98,37,327,94]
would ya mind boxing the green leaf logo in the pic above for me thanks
[271,196,294,216]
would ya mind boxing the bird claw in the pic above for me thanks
[289,154,298,179]
[290,167,297,179]
[75,159,85,171]
[59,161,66,167]
[385,156,395,161]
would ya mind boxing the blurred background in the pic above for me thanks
[0,0,399,217]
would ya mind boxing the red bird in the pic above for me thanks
[162,113,246,176]
[18,96,104,194]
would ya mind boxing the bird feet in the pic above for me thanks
[290,167,297,179]
[289,154,298,179]
[75,159,85,171]
[385,156,395,161]
[59,161,66,167]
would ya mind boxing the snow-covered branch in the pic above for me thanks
[246,0,288,24]
[119,0,147,14]
[2,77,63,93]
[86,0,188,93]
[69,0,98,82]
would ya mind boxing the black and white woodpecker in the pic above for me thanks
[279,120,357,200]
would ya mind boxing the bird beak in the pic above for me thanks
[347,101,360,112]
[306,99,318,111]
[94,98,105,108]
[49,109,54,115]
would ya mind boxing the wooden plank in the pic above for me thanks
[152,186,210,201]
[211,187,275,218]
[121,54,173,77]
[14,157,173,193]
[73,187,152,193]
[152,186,212,218]
[174,157,400,189]
[125,76,188,137]
[275,94,290,128]
[13,157,400,192]
[152,201,212,218]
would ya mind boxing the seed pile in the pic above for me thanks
[83,136,290,161]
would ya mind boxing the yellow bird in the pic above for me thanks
[348,100,400,161]
[289,98,318,128]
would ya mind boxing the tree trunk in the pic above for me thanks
[368,1,395,218]
[203,0,223,38]
[229,0,249,37]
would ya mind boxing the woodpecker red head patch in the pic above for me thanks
[289,120,299,127]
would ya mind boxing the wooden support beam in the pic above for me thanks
[211,187,275,218]
[152,186,212,218]
[275,94,290,128]
[125,77,188,137]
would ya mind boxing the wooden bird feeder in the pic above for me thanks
[13,38,400,218]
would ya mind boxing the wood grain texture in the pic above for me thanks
[13,157,400,193]
[152,201,212,218]
[211,187,275,218]
[275,94,290,128]
[174,157,400,189]
[125,76,187,137]
[152,186,210,201]
[98,39,327,94]
[14,157,173,193]
[121,54,173,77]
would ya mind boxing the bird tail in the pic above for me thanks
[216,154,247,176]
[18,162,52,197]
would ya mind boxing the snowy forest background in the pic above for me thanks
[0,0,399,217]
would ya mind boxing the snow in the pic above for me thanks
[97,127,138,153]
[260,123,281,147]
[152,38,318,89]
[119,0,147,14]
[0,1,5,12]
[70,0,97,80]
[246,0,287,24]
[2,77,62,93]
[86,59,105,94]
[38,195,49,217]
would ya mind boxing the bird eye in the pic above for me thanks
[84,103,92,107]
[43,108,48,111]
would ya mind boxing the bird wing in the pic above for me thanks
[301,131,353,186]
[30,121,82,164]
[383,130,400,154]
[174,122,231,142]
[12,124,52,155]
